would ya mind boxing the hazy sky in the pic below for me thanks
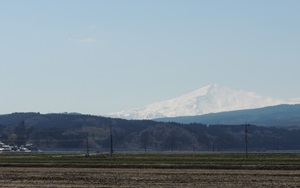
[1,0,299,115]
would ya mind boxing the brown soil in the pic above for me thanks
[0,167,300,187]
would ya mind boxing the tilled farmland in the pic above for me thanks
[1,153,300,187]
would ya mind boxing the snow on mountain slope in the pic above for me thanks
[288,98,300,104]
[107,84,297,120]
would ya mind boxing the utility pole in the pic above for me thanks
[192,141,196,153]
[110,124,113,157]
[171,134,174,152]
[86,134,90,157]
[245,123,248,158]
[276,135,279,152]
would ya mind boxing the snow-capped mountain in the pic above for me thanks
[288,98,300,104]
[108,84,298,120]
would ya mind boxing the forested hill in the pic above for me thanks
[1,112,300,152]
[156,104,300,127]
[0,112,143,128]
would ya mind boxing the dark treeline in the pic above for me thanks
[0,113,300,152]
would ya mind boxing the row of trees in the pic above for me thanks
[1,122,299,152]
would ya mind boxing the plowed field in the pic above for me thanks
[1,153,300,187]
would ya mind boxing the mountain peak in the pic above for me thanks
[108,84,294,120]
[200,83,220,91]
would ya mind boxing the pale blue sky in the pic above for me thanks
[0,0,299,115]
